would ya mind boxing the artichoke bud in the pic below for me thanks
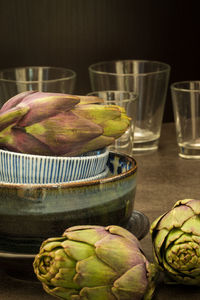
[0,91,131,156]
[151,199,200,285]
[33,225,157,300]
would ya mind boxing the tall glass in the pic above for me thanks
[171,81,200,159]
[89,60,170,154]
[87,90,138,156]
[0,66,76,107]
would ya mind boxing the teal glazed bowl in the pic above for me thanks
[0,152,137,254]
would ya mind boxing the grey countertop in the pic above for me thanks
[1,122,200,299]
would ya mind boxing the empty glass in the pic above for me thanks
[89,60,170,154]
[87,90,138,156]
[0,66,76,107]
[171,81,200,159]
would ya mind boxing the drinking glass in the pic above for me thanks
[87,90,138,156]
[171,81,200,159]
[89,60,170,154]
[0,66,76,106]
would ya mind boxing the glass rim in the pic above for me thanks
[87,90,138,101]
[89,59,170,76]
[0,66,76,83]
[171,81,200,92]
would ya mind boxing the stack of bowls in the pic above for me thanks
[0,151,138,256]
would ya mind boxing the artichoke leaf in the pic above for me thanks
[25,112,103,156]
[51,267,79,289]
[152,228,169,263]
[78,95,104,105]
[102,119,130,138]
[152,247,161,267]
[73,104,122,124]
[150,212,167,234]
[174,199,195,208]
[43,284,79,300]
[75,135,114,155]
[164,228,184,248]
[181,215,200,235]
[184,199,200,214]
[80,286,116,300]
[61,240,95,261]
[183,268,200,277]
[0,91,34,112]
[0,126,53,155]
[162,253,182,276]
[95,234,145,275]
[106,225,141,246]
[64,227,109,246]
[18,93,80,126]
[112,264,148,300]
[169,273,200,286]
[42,238,67,251]
[75,255,117,287]
[156,205,194,231]
[0,106,29,131]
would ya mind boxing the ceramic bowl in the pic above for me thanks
[71,166,109,182]
[0,148,109,184]
[0,152,137,254]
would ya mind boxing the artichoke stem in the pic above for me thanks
[143,264,160,300]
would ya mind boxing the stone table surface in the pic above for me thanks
[1,122,200,299]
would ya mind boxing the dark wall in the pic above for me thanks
[0,0,199,122]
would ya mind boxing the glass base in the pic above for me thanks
[132,139,159,154]
[178,145,200,159]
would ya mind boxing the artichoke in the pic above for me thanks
[33,225,157,300]
[151,199,200,285]
[0,91,130,156]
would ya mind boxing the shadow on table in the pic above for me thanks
[154,282,200,300]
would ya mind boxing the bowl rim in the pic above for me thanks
[0,152,137,189]
[0,148,109,161]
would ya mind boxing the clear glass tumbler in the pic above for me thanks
[87,90,138,156]
[171,81,200,159]
[89,60,170,154]
[0,66,76,107]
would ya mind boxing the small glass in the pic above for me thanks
[87,90,138,156]
[89,60,170,154]
[171,81,200,159]
[0,66,76,107]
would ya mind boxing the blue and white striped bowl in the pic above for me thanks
[0,149,109,184]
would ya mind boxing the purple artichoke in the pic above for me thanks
[0,91,130,156]
[33,225,157,300]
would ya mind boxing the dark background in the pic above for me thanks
[0,0,199,122]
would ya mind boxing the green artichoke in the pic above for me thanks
[0,91,130,156]
[151,199,200,285]
[33,225,157,300]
